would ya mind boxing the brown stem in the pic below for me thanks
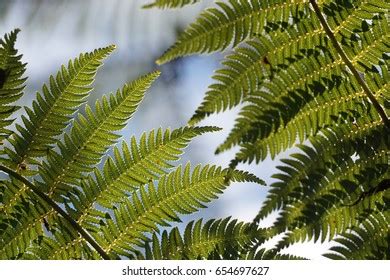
[310,0,390,129]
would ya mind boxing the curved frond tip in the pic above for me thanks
[0,29,27,143]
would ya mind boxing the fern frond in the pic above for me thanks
[221,23,389,165]
[141,217,265,260]
[0,29,26,143]
[189,13,324,125]
[93,163,263,257]
[76,126,221,214]
[40,126,222,259]
[239,247,307,260]
[347,14,390,74]
[157,0,307,64]
[260,124,389,250]
[231,83,379,164]
[5,45,115,170]
[37,71,160,201]
[156,0,390,260]
[189,39,271,125]
[44,162,262,259]
[143,0,200,9]
[325,0,390,76]
[1,30,266,260]
[255,120,386,223]
[0,72,161,258]
[323,211,390,260]
[0,180,50,259]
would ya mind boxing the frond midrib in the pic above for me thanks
[20,60,95,161]
[77,129,205,223]
[103,173,228,253]
[46,86,144,196]
[273,150,388,248]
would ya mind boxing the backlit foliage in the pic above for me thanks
[154,0,390,259]
[0,30,264,259]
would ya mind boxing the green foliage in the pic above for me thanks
[155,0,390,259]
[324,211,390,259]
[0,29,26,144]
[2,0,389,260]
[0,30,264,259]
[5,44,116,171]
[140,217,266,259]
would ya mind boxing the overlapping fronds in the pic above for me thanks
[267,123,389,251]
[0,73,160,258]
[238,247,307,260]
[33,163,262,259]
[72,126,222,214]
[4,44,115,170]
[37,72,160,202]
[157,0,390,259]
[189,38,271,124]
[193,4,389,165]
[0,29,26,143]
[323,211,390,260]
[254,120,387,223]
[94,163,248,256]
[143,0,200,9]
[0,30,265,259]
[139,217,266,259]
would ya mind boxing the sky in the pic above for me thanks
[0,0,335,259]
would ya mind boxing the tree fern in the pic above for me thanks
[0,30,265,260]
[155,0,390,259]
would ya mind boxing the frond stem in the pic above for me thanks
[0,164,110,260]
[310,0,390,129]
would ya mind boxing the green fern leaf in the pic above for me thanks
[254,120,386,223]
[37,71,160,201]
[189,39,271,125]
[76,126,222,212]
[220,10,389,165]
[0,29,265,261]
[323,212,390,260]
[6,45,115,170]
[188,13,324,125]
[162,0,390,163]
[0,72,161,258]
[156,0,390,260]
[94,163,263,257]
[261,124,389,250]
[37,126,221,259]
[141,217,266,260]
[0,29,26,143]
